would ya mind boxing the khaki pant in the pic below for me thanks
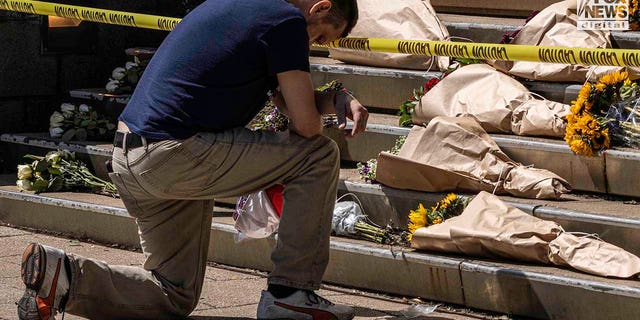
[64,127,340,319]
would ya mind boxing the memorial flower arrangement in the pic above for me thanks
[332,194,408,245]
[16,150,117,197]
[618,0,639,30]
[407,193,469,241]
[248,81,349,132]
[248,102,289,132]
[397,59,481,127]
[398,78,439,127]
[564,70,640,156]
[630,0,639,30]
[105,57,148,94]
[49,103,116,141]
[357,135,406,181]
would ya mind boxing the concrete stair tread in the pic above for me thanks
[309,57,583,109]
[437,13,525,26]
[329,112,640,197]
[310,56,439,79]
[364,112,640,155]
[4,178,640,318]
[340,168,640,222]
[1,175,638,292]
[69,88,130,102]
[438,12,640,47]
[3,131,639,217]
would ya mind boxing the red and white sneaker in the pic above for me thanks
[257,290,355,320]
[17,243,70,320]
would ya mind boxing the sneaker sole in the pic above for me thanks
[17,291,41,320]
[21,243,46,290]
[18,243,47,320]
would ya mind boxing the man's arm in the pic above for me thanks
[274,73,369,138]
[276,70,323,138]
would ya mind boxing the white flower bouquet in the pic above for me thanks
[49,103,116,141]
[105,56,149,94]
[16,150,117,196]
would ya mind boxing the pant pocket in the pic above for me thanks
[139,144,215,198]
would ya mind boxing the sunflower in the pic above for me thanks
[597,70,629,88]
[407,203,427,241]
[565,114,611,156]
[407,194,469,242]
[571,83,594,115]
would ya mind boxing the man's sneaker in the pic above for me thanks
[17,243,70,320]
[257,289,355,320]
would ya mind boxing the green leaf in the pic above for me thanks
[32,179,49,193]
[47,167,62,176]
[34,160,49,173]
[399,115,413,127]
[75,128,87,141]
[48,176,63,192]
[80,119,90,127]
[61,129,76,141]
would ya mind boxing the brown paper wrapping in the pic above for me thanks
[329,0,449,71]
[376,117,571,199]
[490,0,640,82]
[413,64,570,137]
[511,99,569,137]
[549,233,640,278]
[412,192,640,278]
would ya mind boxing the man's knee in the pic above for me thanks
[314,135,340,163]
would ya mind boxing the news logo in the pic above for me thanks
[578,0,630,31]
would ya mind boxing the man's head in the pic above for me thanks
[299,0,358,45]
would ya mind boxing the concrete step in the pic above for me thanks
[431,0,558,17]
[1,180,639,320]
[309,57,583,111]
[6,117,640,198]
[2,129,639,253]
[438,13,640,49]
[327,113,640,198]
[338,169,640,257]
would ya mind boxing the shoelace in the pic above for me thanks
[305,291,334,306]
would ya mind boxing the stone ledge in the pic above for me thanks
[1,188,639,320]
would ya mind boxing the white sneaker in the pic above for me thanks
[257,290,355,320]
[17,243,70,320]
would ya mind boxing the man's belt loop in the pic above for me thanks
[122,132,128,155]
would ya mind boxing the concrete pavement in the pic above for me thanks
[0,224,511,320]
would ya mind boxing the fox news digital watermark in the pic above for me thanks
[578,0,630,31]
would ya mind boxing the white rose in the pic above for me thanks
[79,104,90,112]
[111,67,126,80]
[125,61,138,70]
[16,179,33,191]
[17,165,32,180]
[45,151,62,163]
[106,79,120,92]
[60,103,75,112]
[49,127,64,138]
[50,111,65,126]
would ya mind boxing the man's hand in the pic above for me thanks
[334,91,368,138]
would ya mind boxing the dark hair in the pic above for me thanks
[324,0,359,38]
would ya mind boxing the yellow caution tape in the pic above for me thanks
[328,38,640,67]
[0,0,181,31]
[2,0,639,66]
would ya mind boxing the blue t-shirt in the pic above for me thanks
[120,0,310,139]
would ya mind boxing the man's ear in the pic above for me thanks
[309,0,332,16]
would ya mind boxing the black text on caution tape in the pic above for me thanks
[1,0,36,14]
[538,48,578,64]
